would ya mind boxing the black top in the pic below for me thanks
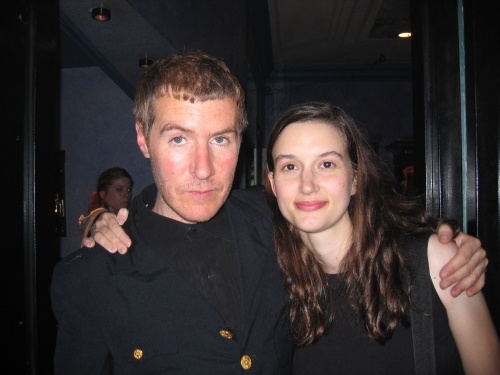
[293,273,464,375]
[134,184,240,336]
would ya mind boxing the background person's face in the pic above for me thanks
[100,177,133,214]
[137,96,240,223]
[268,121,356,236]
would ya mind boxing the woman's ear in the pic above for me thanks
[268,171,277,197]
[99,190,106,200]
[351,176,357,196]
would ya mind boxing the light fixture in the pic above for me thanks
[92,6,111,22]
[398,32,411,38]
[139,58,154,69]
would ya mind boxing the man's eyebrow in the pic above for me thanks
[159,124,238,137]
[210,127,238,137]
[159,123,192,135]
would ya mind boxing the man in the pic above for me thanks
[52,52,487,374]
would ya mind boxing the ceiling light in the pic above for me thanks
[398,32,411,38]
[92,6,111,22]
[139,58,154,69]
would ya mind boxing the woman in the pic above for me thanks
[79,167,133,237]
[265,102,499,374]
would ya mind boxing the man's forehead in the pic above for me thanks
[153,96,239,133]
[155,93,237,107]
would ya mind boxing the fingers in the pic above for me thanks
[116,208,129,226]
[436,223,454,244]
[93,212,132,254]
[452,231,481,250]
[81,237,95,248]
[440,249,488,297]
[93,230,118,253]
[439,232,480,279]
[450,257,488,297]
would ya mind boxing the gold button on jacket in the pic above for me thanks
[240,355,252,370]
[133,349,143,360]
[219,329,233,340]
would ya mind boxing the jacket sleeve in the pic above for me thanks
[51,258,112,374]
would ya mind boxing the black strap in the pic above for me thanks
[408,233,436,375]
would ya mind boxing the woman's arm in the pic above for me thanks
[428,234,500,375]
[81,208,131,253]
[436,224,487,297]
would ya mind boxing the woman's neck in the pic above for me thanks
[300,217,353,274]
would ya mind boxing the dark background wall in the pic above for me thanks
[253,70,412,171]
[60,66,152,255]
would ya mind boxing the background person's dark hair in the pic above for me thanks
[264,102,438,346]
[87,167,133,214]
[134,51,248,141]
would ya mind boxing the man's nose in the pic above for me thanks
[190,144,215,180]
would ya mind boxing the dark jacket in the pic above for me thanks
[51,186,293,374]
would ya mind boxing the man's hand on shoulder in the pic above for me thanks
[83,208,131,254]
[436,223,487,297]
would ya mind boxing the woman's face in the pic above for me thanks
[268,121,356,235]
[100,177,132,214]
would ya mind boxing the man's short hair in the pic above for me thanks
[134,51,248,140]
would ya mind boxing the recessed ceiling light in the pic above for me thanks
[92,6,111,22]
[398,32,412,38]
[139,58,154,69]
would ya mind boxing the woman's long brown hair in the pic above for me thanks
[264,102,438,346]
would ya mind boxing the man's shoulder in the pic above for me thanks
[227,186,270,219]
[53,246,131,283]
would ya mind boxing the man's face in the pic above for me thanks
[137,96,241,224]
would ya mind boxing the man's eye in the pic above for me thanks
[214,136,228,144]
[322,161,334,168]
[172,136,184,144]
[283,164,296,171]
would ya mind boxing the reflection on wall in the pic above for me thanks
[59,66,153,257]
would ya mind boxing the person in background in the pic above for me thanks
[79,167,133,238]
[264,102,500,374]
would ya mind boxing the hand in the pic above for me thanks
[436,223,488,297]
[84,208,131,254]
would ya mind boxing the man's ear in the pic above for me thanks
[136,122,150,158]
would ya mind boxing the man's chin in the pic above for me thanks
[175,201,226,223]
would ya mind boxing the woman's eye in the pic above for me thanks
[322,161,334,168]
[283,164,296,171]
